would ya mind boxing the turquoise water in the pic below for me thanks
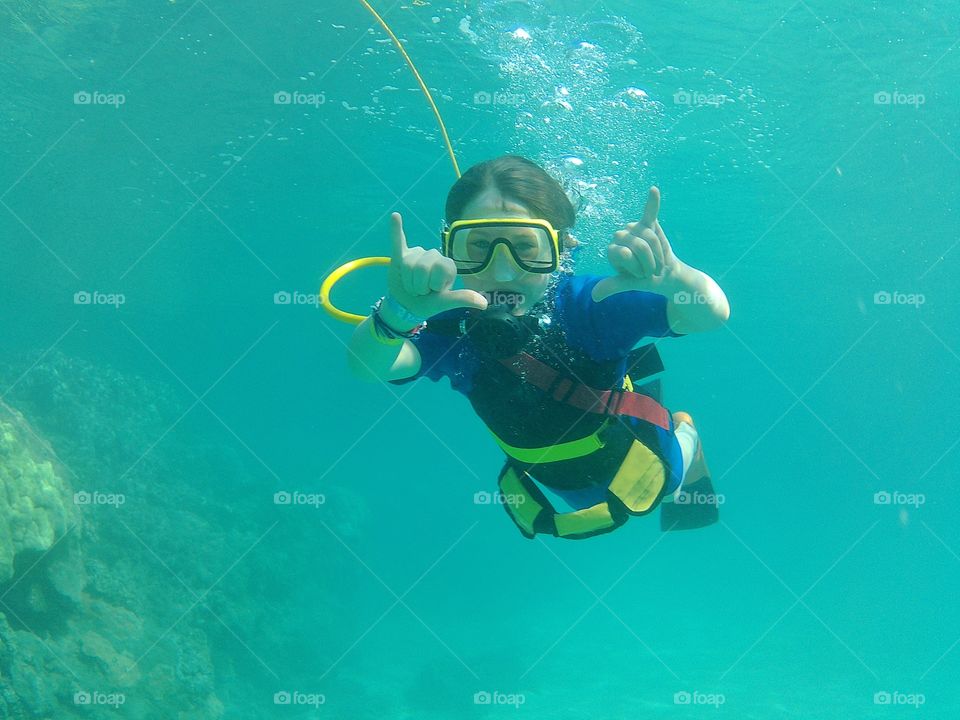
[1,0,958,718]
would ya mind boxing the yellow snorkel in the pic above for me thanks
[319,0,461,325]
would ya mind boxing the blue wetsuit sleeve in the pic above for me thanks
[559,274,685,361]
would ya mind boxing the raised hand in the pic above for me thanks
[385,212,488,320]
[592,187,681,302]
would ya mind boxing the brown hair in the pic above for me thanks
[444,155,578,248]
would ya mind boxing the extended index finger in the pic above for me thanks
[390,212,408,260]
[640,186,660,227]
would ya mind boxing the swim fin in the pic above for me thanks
[660,412,720,531]
[660,475,720,531]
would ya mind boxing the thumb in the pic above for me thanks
[641,186,660,227]
[439,288,489,312]
[390,212,407,261]
[592,274,632,303]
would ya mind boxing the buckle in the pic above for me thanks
[545,373,577,404]
[552,377,575,403]
[603,386,625,417]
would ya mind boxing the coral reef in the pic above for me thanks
[0,351,369,718]
[0,401,78,583]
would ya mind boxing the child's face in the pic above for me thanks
[455,189,553,314]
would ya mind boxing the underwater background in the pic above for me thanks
[1,0,958,718]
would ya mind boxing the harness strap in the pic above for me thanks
[490,419,610,464]
[488,343,673,539]
[498,351,671,431]
[496,435,668,540]
[497,462,628,540]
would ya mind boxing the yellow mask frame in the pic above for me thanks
[441,218,561,275]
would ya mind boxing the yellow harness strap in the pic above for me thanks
[608,439,667,513]
[554,502,617,538]
[486,374,634,466]
[489,419,610,464]
[496,452,666,540]
[499,464,620,538]
[498,465,545,537]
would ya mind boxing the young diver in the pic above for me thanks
[347,155,730,540]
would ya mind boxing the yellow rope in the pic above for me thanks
[320,1,463,324]
[356,0,461,178]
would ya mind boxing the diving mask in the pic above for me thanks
[440,218,561,275]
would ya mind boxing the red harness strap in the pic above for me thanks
[498,352,671,431]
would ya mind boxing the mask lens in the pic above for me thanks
[449,223,555,273]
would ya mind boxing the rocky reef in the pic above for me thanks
[0,382,225,719]
[0,352,371,719]
[0,401,78,584]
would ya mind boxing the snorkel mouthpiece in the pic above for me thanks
[421,290,539,358]
[468,291,537,358]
